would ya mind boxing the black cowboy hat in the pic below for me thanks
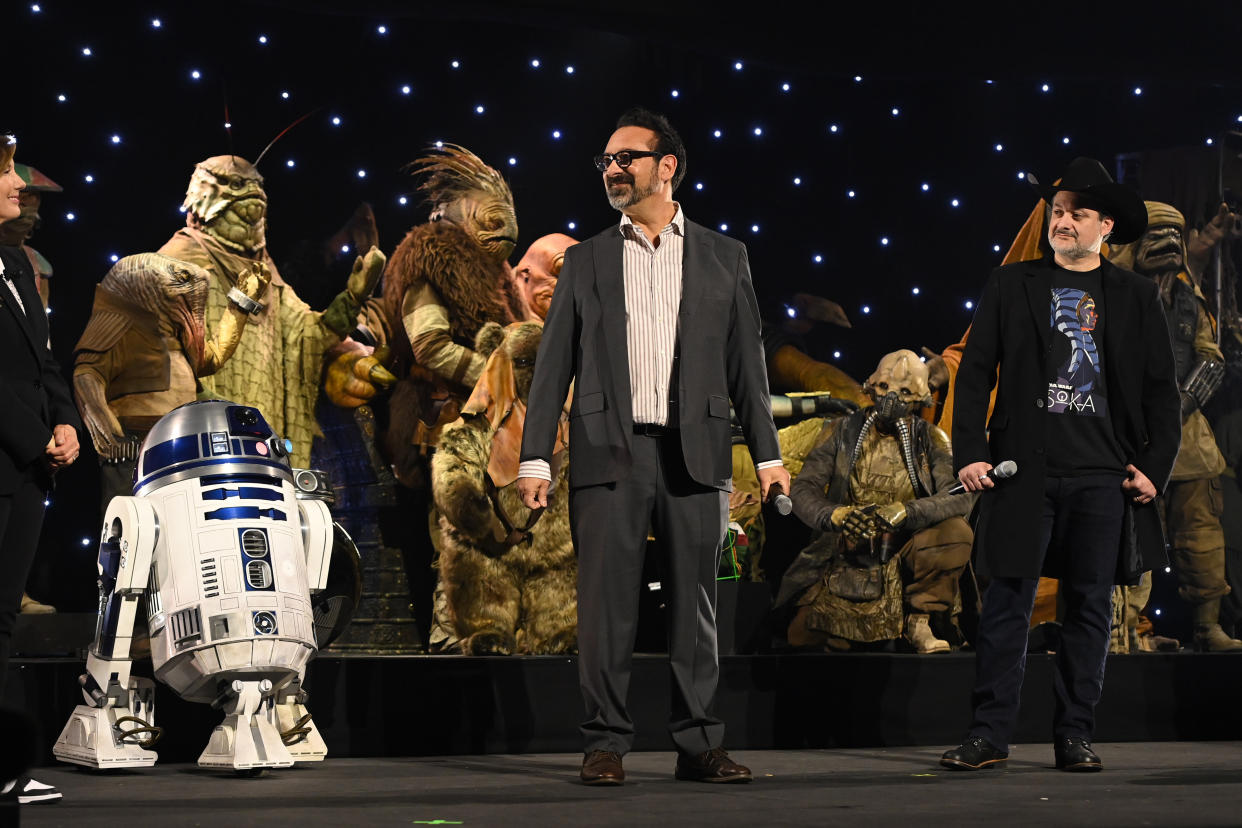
[1026,157,1148,244]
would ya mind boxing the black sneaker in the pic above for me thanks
[1,776,62,804]
[1054,737,1102,772]
[940,736,1008,770]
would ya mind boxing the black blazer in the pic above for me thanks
[952,255,1181,581]
[0,245,80,493]
[521,219,781,491]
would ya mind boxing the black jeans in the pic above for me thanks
[969,474,1124,751]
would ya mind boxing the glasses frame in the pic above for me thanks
[593,150,662,173]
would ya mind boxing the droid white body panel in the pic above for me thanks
[54,400,334,772]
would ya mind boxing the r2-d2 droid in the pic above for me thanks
[54,400,335,772]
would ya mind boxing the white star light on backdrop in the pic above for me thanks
[29,2,1238,398]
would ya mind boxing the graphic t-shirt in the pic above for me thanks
[1044,265,1126,477]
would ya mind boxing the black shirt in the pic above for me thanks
[1043,263,1126,476]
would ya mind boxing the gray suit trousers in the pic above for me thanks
[571,431,729,756]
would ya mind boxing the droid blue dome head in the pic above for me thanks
[134,400,294,496]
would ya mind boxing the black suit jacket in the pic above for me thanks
[521,219,780,491]
[952,255,1181,581]
[0,245,80,494]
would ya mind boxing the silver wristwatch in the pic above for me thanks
[227,287,265,316]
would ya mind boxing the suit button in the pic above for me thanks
[1035,398,1044,408]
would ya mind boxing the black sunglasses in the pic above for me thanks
[593,150,661,172]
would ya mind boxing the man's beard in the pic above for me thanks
[605,170,657,210]
[1049,230,1103,260]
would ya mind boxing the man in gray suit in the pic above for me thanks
[518,108,788,786]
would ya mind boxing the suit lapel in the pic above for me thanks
[0,253,43,358]
[1022,259,1053,354]
[679,221,709,326]
[593,228,634,426]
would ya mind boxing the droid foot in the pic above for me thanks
[53,705,159,769]
[198,680,295,771]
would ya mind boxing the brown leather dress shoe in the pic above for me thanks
[674,747,752,783]
[581,750,624,785]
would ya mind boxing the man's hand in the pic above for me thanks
[324,343,396,408]
[1122,463,1157,504]
[347,245,386,302]
[957,461,995,492]
[45,423,80,472]
[517,476,550,509]
[757,464,791,503]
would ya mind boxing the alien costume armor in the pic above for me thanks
[53,400,335,771]
[775,350,975,652]
[1115,202,1240,651]
[157,155,385,468]
[73,253,271,507]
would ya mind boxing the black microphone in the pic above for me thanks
[768,482,793,516]
[946,459,1018,495]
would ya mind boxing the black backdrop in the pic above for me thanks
[11,1,1242,610]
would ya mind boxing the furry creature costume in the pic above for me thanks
[381,145,519,489]
[431,322,574,655]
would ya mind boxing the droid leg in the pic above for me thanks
[198,679,296,770]
[54,497,161,769]
[270,677,328,762]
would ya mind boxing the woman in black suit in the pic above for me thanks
[0,133,81,805]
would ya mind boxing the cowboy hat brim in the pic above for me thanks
[1027,174,1148,245]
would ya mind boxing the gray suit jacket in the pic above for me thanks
[520,218,780,491]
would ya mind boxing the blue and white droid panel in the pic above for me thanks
[132,401,318,702]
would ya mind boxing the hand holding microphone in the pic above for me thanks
[950,459,1018,494]
[759,464,793,515]
[767,482,793,516]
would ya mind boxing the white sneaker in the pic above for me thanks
[14,776,61,804]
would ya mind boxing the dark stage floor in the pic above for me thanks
[10,742,1242,827]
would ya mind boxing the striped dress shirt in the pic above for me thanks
[622,207,683,426]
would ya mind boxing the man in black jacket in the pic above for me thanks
[943,158,1181,773]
